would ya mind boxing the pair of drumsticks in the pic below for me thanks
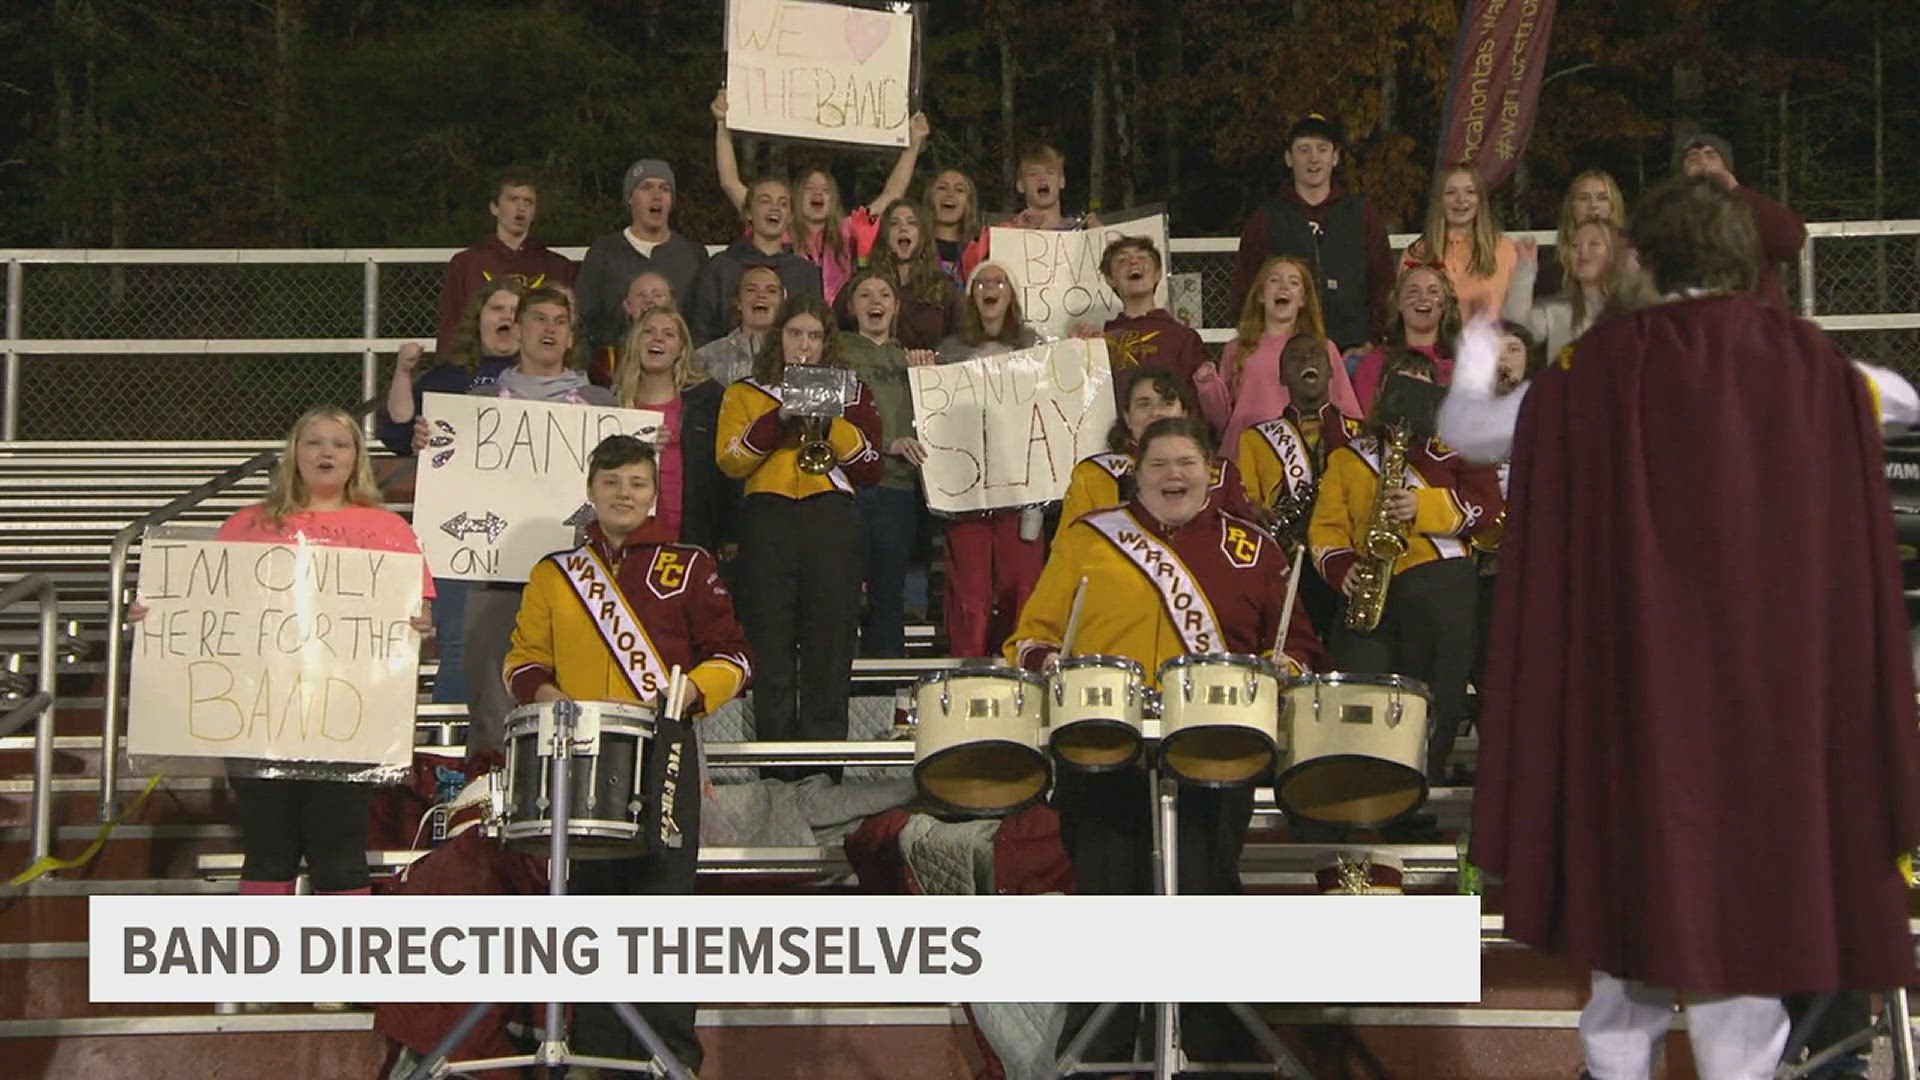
[1058,546,1308,663]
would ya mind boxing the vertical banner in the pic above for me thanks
[414,394,665,583]
[127,539,424,768]
[1434,0,1559,189]
[908,339,1117,514]
[989,210,1170,341]
[725,0,917,148]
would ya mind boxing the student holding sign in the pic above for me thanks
[130,407,433,897]
[717,296,884,779]
[1057,367,1256,538]
[504,434,751,1073]
[1006,416,1325,1071]
[932,261,1046,657]
[712,88,931,304]
[687,177,825,346]
[461,287,621,752]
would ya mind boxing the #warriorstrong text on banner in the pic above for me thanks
[1435,0,1558,189]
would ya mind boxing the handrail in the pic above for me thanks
[0,574,59,863]
[98,396,385,820]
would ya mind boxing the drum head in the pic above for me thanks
[1276,756,1429,828]
[505,826,647,862]
[1050,720,1144,772]
[1159,727,1276,787]
[915,741,1050,818]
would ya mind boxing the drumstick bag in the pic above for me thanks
[642,711,691,852]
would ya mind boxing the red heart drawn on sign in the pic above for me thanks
[843,9,893,65]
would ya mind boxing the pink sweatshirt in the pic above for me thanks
[217,503,435,600]
[1198,332,1360,455]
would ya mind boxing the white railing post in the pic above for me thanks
[362,258,381,432]
[4,259,22,441]
[1800,235,1818,319]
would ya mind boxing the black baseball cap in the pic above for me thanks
[1286,113,1345,149]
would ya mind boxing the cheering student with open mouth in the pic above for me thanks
[129,407,433,900]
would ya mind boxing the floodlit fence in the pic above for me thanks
[3,222,1917,441]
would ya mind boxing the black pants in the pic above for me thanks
[738,492,860,781]
[1052,769,1259,1074]
[230,776,373,892]
[569,739,704,1072]
[1329,557,1478,780]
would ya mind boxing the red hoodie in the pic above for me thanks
[1103,308,1207,412]
[435,236,578,352]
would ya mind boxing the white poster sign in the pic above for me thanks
[909,339,1117,514]
[725,0,916,148]
[127,539,424,767]
[989,212,1171,340]
[414,394,665,583]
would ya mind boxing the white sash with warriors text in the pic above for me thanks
[1080,508,1225,654]
[1254,418,1316,502]
[553,546,674,699]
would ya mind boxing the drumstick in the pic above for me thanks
[665,664,686,721]
[1060,576,1090,660]
[1274,543,1307,662]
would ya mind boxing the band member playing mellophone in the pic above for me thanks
[1056,367,1257,538]
[503,433,752,1075]
[1007,415,1327,1072]
[716,295,883,781]
[129,407,435,898]
[1307,357,1501,815]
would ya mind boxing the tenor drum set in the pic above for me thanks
[910,653,1433,825]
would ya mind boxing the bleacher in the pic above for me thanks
[6,223,1920,1076]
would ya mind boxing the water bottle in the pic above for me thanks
[1456,831,1483,896]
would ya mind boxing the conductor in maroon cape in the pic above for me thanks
[1444,175,1920,1080]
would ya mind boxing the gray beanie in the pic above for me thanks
[622,159,676,202]
[1675,130,1734,173]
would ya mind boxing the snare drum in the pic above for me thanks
[1276,673,1431,827]
[912,666,1049,816]
[501,700,655,860]
[1047,656,1146,771]
[1155,653,1285,787]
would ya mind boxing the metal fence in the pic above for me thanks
[3,223,1918,441]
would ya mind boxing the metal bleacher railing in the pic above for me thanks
[4,223,1920,442]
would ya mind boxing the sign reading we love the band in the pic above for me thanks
[127,539,423,768]
[414,393,665,583]
[725,0,917,148]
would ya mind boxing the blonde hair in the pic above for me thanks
[260,406,383,528]
[1409,166,1505,278]
[1557,170,1627,277]
[614,306,708,405]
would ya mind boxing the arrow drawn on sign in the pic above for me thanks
[441,511,508,543]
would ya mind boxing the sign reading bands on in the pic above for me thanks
[127,539,423,768]
[414,394,665,583]
[909,339,1117,514]
[725,0,916,149]
[989,210,1170,340]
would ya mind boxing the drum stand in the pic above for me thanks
[1048,768,1316,1080]
[406,699,696,1080]
[1772,990,1917,1080]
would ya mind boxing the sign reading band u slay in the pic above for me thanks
[725,0,916,148]
[990,209,1171,341]
[414,393,666,583]
[128,539,423,767]
[909,339,1117,514]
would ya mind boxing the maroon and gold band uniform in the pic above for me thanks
[1237,400,1365,634]
[716,376,884,779]
[503,522,753,1073]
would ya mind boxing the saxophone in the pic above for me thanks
[1342,425,1412,633]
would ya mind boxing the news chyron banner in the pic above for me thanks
[91,895,1480,1003]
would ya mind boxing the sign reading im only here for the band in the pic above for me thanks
[414,394,666,583]
[127,539,424,768]
[910,339,1118,514]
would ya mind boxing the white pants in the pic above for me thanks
[1580,971,1789,1080]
